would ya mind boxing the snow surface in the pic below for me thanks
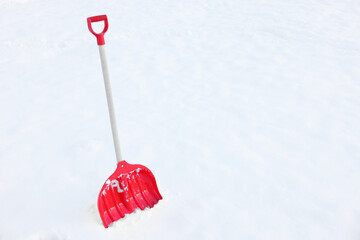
[1,0,360,239]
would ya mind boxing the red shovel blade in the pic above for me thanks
[97,160,162,228]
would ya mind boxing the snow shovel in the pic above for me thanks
[87,15,162,228]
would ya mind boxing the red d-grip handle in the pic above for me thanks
[87,15,109,45]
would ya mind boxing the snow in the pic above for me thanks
[1,0,360,239]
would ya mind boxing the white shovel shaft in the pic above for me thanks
[98,45,123,163]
